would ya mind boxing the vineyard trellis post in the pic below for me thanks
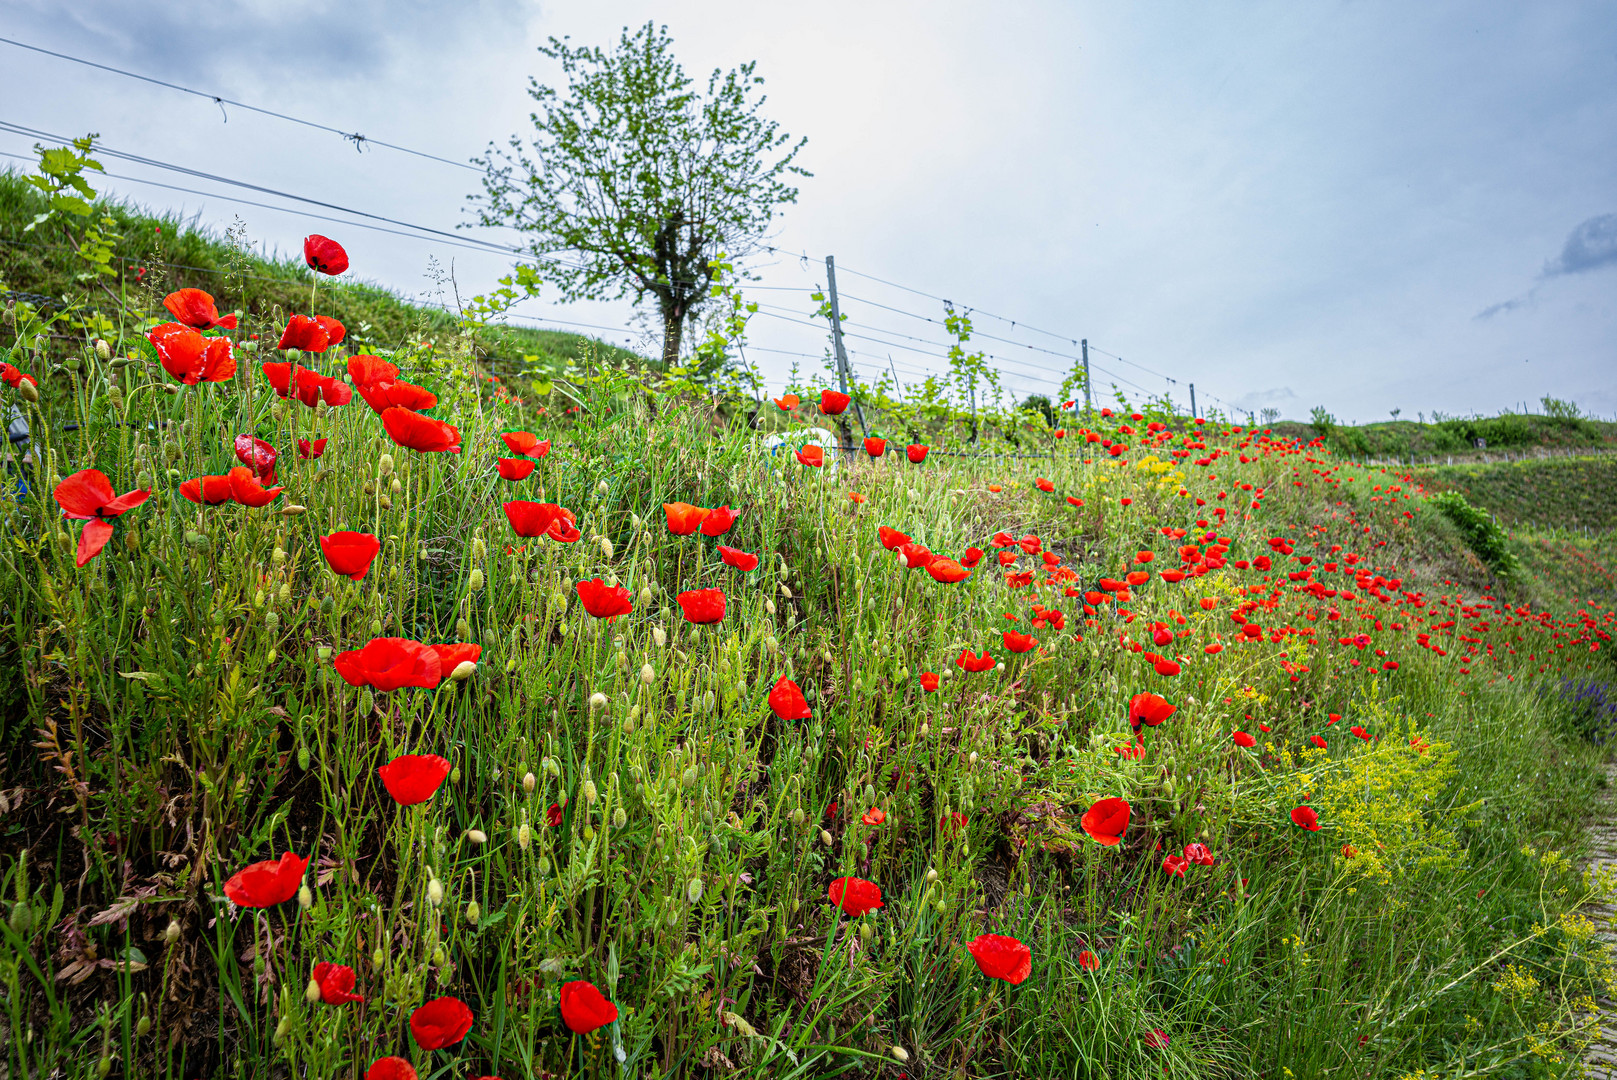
[823,256,869,444]
[1081,338,1092,416]
[1190,382,1198,420]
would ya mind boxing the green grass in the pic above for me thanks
[1411,455,1617,533]
[1268,416,1617,461]
[3,183,1617,1080]
[0,167,644,383]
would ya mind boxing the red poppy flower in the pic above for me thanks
[163,288,237,330]
[498,457,536,480]
[223,851,308,908]
[1003,630,1037,654]
[773,393,800,411]
[819,389,850,415]
[358,380,438,414]
[1152,657,1181,677]
[1184,842,1214,866]
[179,475,234,506]
[262,362,351,408]
[559,980,619,1034]
[366,1058,416,1080]
[1035,477,1054,493]
[381,407,459,452]
[956,648,995,672]
[430,643,481,674]
[795,444,825,467]
[1019,534,1042,555]
[1078,949,1099,971]
[546,519,581,543]
[663,502,709,536]
[718,545,759,571]
[1291,806,1321,831]
[1309,735,1327,749]
[500,431,550,458]
[348,354,400,387]
[310,962,365,1004]
[303,234,349,276]
[224,466,281,507]
[1143,1028,1171,1050]
[768,677,812,720]
[967,934,1032,985]
[927,557,971,583]
[546,802,563,827]
[1232,730,1256,748]
[878,526,910,550]
[861,807,887,827]
[1162,854,1189,877]
[377,754,451,806]
[1160,569,1186,583]
[960,547,984,568]
[234,434,278,482]
[677,588,726,625]
[991,531,1016,547]
[149,322,237,384]
[1081,797,1130,846]
[577,578,633,620]
[54,469,150,566]
[864,437,887,457]
[827,876,883,916]
[278,314,331,353]
[848,492,867,504]
[319,531,380,580]
[0,363,36,388]
[504,501,574,538]
[906,444,929,463]
[1128,692,1177,732]
[410,995,474,1050]
[333,637,443,692]
[897,542,934,570]
[920,672,940,692]
[298,437,328,459]
[701,505,738,537]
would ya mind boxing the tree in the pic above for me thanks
[470,23,808,367]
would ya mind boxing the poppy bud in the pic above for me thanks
[95,338,111,360]
[465,829,487,844]
[920,722,930,736]
[370,618,383,636]
[298,884,313,909]
[599,537,614,559]
[765,600,777,616]
[969,752,979,765]
[317,645,332,660]
[587,691,607,711]
[466,900,480,925]
[358,689,374,715]
[426,877,444,906]
[653,626,667,647]
[468,568,484,591]
[860,923,873,942]
[583,779,598,805]
[523,771,536,794]
[136,1013,151,1037]
[378,454,394,478]
[597,479,609,495]
[456,617,471,638]
[781,585,793,599]
[687,878,704,903]
[164,919,181,945]
[820,829,833,846]
[472,536,487,560]
[891,1047,910,1063]
[297,746,310,770]
[450,660,475,681]
[305,978,322,1004]
[274,1015,291,1040]
[450,766,461,783]
[278,583,291,602]
[640,663,655,684]
[18,380,38,403]
[265,612,280,632]
[97,1056,112,1078]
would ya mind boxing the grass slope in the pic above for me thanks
[0,168,642,381]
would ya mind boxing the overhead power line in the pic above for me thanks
[0,35,483,172]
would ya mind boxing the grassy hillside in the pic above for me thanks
[1411,455,1617,531]
[1268,413,1617,461]
[0,168,642,382]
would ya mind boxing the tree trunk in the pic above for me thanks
[661,309,683,367]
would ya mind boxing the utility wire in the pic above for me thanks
[0,35,483,172]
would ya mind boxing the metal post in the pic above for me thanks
[823,256,868,442]
[1081,338,1091,415]
[1189,383,1197,420]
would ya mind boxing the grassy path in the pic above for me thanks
[1588,762,1617,1075]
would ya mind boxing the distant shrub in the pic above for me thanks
[1431,490,1520,577]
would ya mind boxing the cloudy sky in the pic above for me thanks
[3,0,1613,422]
